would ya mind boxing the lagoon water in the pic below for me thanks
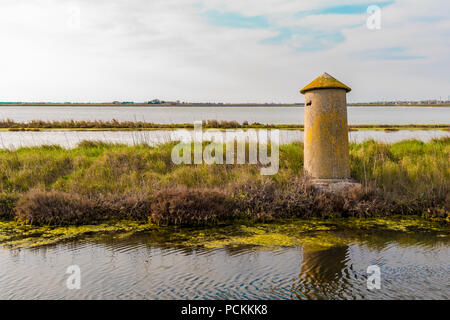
[0,105,448,148]
[0,129,448,149]
[0,230,449,300]
[0,106,449,125]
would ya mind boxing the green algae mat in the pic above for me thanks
[1,217,448,251]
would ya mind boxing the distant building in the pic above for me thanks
[147,99,166,104]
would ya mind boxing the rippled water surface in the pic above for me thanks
[0,106,449,125]
[0,230,448,300]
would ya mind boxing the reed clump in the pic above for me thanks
[0,138,448,226]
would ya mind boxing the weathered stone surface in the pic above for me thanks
[303,87,350,179]
[300,72,351,94]
[311,179,362,193]
[300,73,354,193]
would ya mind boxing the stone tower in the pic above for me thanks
[300,73,355,190]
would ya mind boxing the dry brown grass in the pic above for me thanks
[150,186,234,225]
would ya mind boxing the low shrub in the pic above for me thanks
[150,186,234,225]
[15,190,154,225]
[15,190,102,225]
[0,193,20,219]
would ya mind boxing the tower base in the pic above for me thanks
[311,178,362,193]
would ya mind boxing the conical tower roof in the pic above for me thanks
[300,72,351,94]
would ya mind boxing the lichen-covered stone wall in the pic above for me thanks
[304,88,350,179]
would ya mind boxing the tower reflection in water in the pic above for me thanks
[291,246,353,299]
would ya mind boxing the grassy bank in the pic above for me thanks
[0,138,448,227]
[0,119,448,131]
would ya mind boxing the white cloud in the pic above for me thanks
[0,0,448,103]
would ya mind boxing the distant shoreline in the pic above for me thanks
[0,103,449,107]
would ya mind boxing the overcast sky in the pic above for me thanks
[0,0,449,103]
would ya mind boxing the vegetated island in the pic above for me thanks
[0,119,448,131]
[0,102,449,107]
[0,137,448,249]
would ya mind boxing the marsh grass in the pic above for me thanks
[0,119,448,130]
[0,138,448,225]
